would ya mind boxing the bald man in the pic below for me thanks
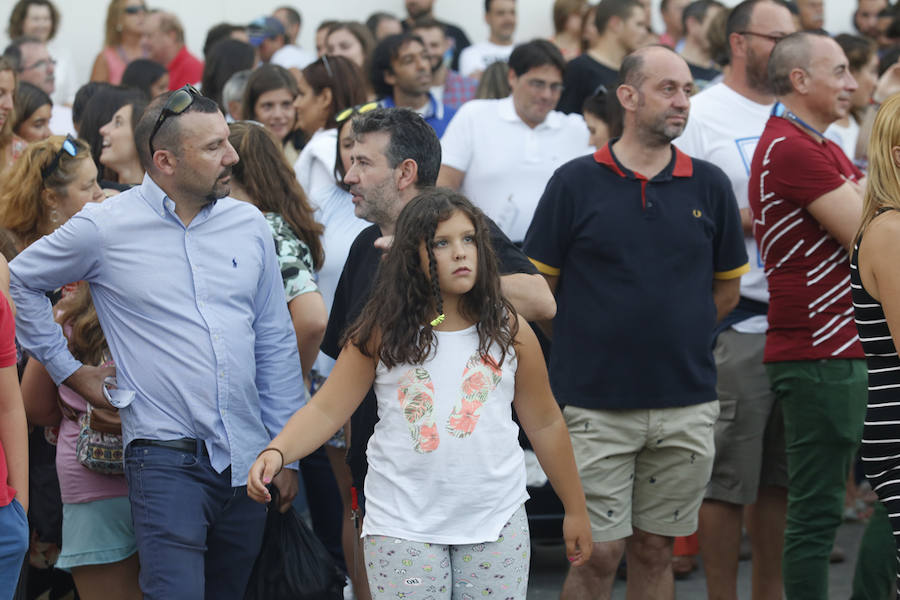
[748,31,869,598]
[524,45,748,599]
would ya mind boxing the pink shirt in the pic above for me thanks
[56,383,128,504]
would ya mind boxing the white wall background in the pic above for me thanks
[0,0,858,90]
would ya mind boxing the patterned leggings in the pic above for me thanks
[363,504,530,600]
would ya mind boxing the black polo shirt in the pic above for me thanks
[322,219,538,488]
[523,141,748,411]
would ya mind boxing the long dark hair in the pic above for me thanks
[301,55,368,130]
[77,86,147,181]
[344,188,518,369]
[228,121,324,270]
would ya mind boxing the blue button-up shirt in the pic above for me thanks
[9,174,305,485]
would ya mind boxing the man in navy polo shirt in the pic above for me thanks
[523,45,748,599]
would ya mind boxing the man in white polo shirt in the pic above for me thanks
[437,39,591,243]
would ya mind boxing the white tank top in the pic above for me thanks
[363,324,528,544]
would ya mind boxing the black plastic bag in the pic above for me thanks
[244,487,346,600]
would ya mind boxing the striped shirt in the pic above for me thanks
[749,115,864,362]
[851,213,900,485]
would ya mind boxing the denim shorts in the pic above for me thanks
[55,496,137,570]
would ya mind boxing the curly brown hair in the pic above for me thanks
[344,188,518,369]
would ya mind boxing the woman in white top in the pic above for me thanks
[292,55,374,599]
[249,189,592,599]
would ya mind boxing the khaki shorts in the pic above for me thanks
[708,329,787,504]
[564,401,718,542]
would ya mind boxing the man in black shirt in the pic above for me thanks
[557,0,647,114]
[322,108,555,497]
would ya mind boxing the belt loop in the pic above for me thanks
[195,438,202,457]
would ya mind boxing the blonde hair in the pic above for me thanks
[0,58,18,161]
[55,282,108,366]
[0,135,91,248]
[103,0,140,47]
[859,93,900,239]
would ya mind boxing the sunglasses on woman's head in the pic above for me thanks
[42,135,78,180]
[335,101,379,125]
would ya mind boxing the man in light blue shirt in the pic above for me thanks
[9,87,303,599]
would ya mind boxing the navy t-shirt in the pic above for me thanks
[322,219,538,488]
[523,141,749,411]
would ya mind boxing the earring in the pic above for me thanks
[50,209,60,224]
[116,23,123,32]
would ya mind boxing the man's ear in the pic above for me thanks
[396,157,420,191]
[616,83,638,112]
[153,149,178,176]
[789,67,809,95]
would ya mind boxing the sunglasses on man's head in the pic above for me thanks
[148,84,201,155]
[42,134,78,180]
[335,101,379,125]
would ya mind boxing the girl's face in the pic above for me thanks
[327,29,365,68]
[150,73,169,97]
[851,53,879,111]
[16,103,52,142]
[0,71,15,130]
[254,87,296,141]
[49,158,104,223]
[99,104,139,169]
[293,72,330,136]
[419,210,478,298]
[23,4,54,42]
[338,118,354,176]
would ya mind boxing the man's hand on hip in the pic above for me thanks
[63,364,116,410]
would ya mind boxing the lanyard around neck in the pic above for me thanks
[772,102,825,140]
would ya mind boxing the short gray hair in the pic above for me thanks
[222,70,251,113]
[768,31,825,97]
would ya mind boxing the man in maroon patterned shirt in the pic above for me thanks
[748,31,871,598]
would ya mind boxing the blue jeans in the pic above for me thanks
[0,499,27,600]
[124,442,266,600]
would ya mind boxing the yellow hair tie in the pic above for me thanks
[430,314,446,327]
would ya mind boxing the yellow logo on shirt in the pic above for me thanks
[693,209,702,218]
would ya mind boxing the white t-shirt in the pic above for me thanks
[674,82,771,333]
[271,44,316,71]
[296,128,369,377]
[824,118,860,163]
[364,325,527,544]
[458,41,515,77]
[441,96,592,242]
[50,104,75,137]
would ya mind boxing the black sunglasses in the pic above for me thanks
[148,84,200,155]
[123,5,146,14]
[41,134,78,180]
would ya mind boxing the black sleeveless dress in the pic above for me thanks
[851,207,900,596]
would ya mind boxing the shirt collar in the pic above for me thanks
[138,172,218,223]
[380,93,443,120]
[593,138,693,181]
[139,172,172,216]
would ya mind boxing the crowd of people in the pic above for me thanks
[0,0,900,599]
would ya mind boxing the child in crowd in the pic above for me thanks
[248,189,591,598]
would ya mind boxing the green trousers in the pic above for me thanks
[767,359,867,599]
[851,500,896,599]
